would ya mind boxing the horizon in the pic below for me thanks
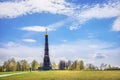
[0,0,120,67]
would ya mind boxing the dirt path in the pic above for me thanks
[0,72,28,77]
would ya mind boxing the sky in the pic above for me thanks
[0,0,120,67]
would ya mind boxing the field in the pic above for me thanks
[0,70,120,80]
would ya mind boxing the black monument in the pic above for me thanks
[38,29,52,70]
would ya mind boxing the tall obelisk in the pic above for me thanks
[42,29,52,70]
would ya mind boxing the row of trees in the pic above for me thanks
[58,60,120,70]
[59,60,84,70]
[0,58,119,72]
[0,58,40,72]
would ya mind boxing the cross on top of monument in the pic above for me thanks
[45,28,48,36]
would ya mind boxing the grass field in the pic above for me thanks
[0,70,120,80]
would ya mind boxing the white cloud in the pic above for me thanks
[22,39,36,43]
[88,45,99,49]
[0,0,74,18]
[79,3,120,19]
[1,0,119,20]
[0,1,30,18]
[2,41,20,47]
[0,0,120,31]
[21,26,48,32]
[93,53,108,59]
[50,39,119,66]
[21,19,67,32]
[73,1,120,30]
[112,17,120,31]
[0,42,44,65]
[69,22,80,30]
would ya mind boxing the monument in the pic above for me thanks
[38,29,52,70]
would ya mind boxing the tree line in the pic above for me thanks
[58,60,120,70]
[0,58,40,72]
[0,58,119,72]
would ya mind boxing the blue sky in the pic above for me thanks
[0,0,120,67]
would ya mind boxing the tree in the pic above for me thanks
[71,60,78,70]
[3,61,8,71]
[107,64,112,69]
[31,60,39,70]
[76,61,80,70]
[52,62,58,70]
[100,63,107,70]
[16,61,21,71]
[0,66,3,72]
[66,60,72,70]
[86,63,96,70]
[10,58,17,71]
[59,60,66,70]
[2,58,17,71]
[79,60,84,70]
[20,59,30,71]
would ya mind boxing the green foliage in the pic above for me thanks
[0,71,120,80]
[68,60,84,70]
[16,62,21,71]
[20,60,30,71]
[2,58,17,71]
[52,62,58,69]
[0,66,3,72]
[79,60,84,70]
[1,58,31,72]
[71,60,77,70]
[65,60,72,70]
[0,58,119,72]
[31,60,39,70]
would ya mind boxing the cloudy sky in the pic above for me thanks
[0,0,120,67]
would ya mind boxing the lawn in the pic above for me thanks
[0,70,120,80]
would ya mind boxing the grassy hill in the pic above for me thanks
[0,70,120,80]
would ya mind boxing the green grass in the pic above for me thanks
[0,70,120,80]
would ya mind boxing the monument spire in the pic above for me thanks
[38,28,52,70]
[42,28,52,70]
[45,28,48,36]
